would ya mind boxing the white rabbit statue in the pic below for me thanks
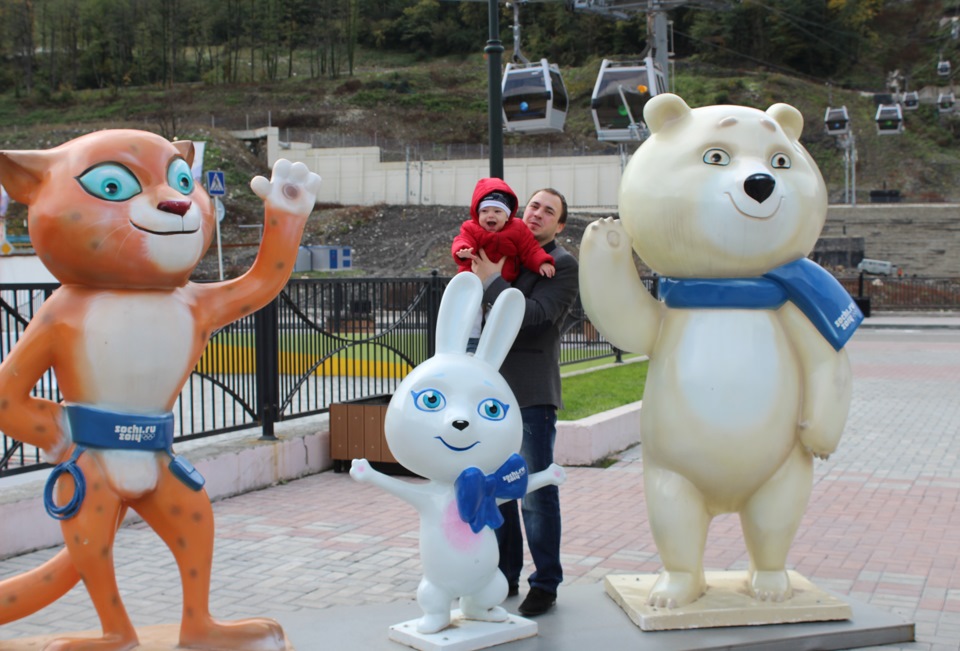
[350,272,566,634]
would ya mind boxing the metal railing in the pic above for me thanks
[0,284,58,474]
[6,273,953,476]
[0,274,623,477]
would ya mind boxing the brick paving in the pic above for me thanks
[0,323,958,650]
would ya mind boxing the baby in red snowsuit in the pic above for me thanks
[452,177,555,281]
[452,178,555,350]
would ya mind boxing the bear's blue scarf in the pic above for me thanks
[658,258,863,351]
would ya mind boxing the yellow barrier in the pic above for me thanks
[195,343,413,377]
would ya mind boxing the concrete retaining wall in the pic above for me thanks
[822,204,960,277]
[555,401,642,467]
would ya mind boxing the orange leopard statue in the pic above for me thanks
[0,129,321,650]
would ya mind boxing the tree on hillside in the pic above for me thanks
[7,0,37,94]
[684,0,857,76]
[868,0,953,89]
[521,3,647,65]
[389,0,480,57]
[680,0,952,89]
[0,0,954,99]
[77,0,136,90]
[314,0,359,78]
[36,0,81,91]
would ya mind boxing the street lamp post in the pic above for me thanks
[486,0,504,179]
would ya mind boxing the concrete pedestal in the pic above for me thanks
[275,581,913,651]
[605,571,852,631]
[388,609,537,651]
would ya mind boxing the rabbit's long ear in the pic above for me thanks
[435,273,483,354]
[475,287,524,370]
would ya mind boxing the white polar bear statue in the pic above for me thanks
[351,272,566,634]
[579,94,863,610]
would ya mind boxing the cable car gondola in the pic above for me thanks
[824,106,851,136]
[938,59,952,77]
[938,91,956,114]
[502,59,569,134]
[901,91,920,110]
[875,104,904,135]
[590,56,667,142]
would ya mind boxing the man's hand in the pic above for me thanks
[471,249,505,283]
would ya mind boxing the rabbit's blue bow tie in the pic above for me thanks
[658,258,863,351]
[455,453,528,533]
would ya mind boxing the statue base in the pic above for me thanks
[0,623,295,650]
[388,609,537,651]
[276,581,913,650]
[605,571,852,631]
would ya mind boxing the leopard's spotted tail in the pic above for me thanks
[0,548,79,624]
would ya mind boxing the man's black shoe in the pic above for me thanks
[518,587,556,616]
[507,583,520,598]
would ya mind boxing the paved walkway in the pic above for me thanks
[0,318,958,650]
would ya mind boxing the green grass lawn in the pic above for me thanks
[558,360,648,421]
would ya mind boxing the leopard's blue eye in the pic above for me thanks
[412,388,446,412]
[77,163,141,201]
[167,158,194,195]
[478,398,509,421]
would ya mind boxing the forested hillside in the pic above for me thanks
[2,0,960,252]
[2,1,957,92]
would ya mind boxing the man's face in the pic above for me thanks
[522,191,565,245]
[478,206,510,233]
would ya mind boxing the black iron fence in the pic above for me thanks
[0,284,58,475]
[3,273,956,477]
[0,274,625,477]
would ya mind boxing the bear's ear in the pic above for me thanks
[767,103,804,141]
[644,93,691,134]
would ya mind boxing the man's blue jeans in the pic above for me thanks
[497,405,563,595]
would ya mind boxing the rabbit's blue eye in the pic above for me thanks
[478,398,509,421]
[412,388,446,412]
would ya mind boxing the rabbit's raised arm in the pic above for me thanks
[350,458,437,510]
[527,463,567,494]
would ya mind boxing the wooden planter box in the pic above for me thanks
[330,395,394,472]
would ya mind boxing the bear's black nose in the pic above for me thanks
[744,173,776,203]
[452,420,469,431]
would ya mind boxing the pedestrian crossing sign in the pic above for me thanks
[206,171,226,196]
